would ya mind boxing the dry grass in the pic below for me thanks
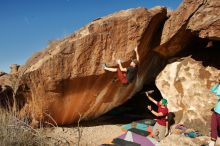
[0,108,46,146]
[0,68,48,145]
[0,107,86,146]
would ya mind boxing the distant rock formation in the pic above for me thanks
[0,71,6,77]
[0,73,16,109]
[10,64,20,74]
[0,63,22,109]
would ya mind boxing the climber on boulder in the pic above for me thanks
[145,91,169,142]
[102,46,139,85]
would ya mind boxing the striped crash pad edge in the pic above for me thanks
[101,119,159,146]
[113,131,155,146]
[121,119,155,137]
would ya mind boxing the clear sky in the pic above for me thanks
[0,0,182,73]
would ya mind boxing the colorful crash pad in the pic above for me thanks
[112,138,140,146]
[122,123,148,131]
[116,131,155,146]
[121,119,156,131]
[128,128,150,137]
[102,119,158,146]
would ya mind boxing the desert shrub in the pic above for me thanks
[0,108,46,146]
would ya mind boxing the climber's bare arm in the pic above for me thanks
[145,92,157,105]
[117,60,127,72]
[104,66,117,72]
[147,106,164,117]
[134,46,140,62]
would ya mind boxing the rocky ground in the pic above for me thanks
[40,123,220,146]
[42,125,124,146]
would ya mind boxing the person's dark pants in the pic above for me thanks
[211,112,220,141]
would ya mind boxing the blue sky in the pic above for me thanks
[0,0,182,73]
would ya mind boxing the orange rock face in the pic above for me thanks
[17,7,167,125]
[156,0,220,57]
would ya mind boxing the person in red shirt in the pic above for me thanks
[146,91,169,142]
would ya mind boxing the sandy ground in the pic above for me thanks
[41,124,124,146]
[216,138,220,146]
[41,124,220,146]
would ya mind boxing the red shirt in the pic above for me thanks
[156,102,168,126]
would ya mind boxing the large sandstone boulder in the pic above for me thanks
[156,0,220,57]
[156,57,220,134]
[17,7,168,125]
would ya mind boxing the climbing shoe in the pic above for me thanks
[102,63,107,69]
[112,77,118,83]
